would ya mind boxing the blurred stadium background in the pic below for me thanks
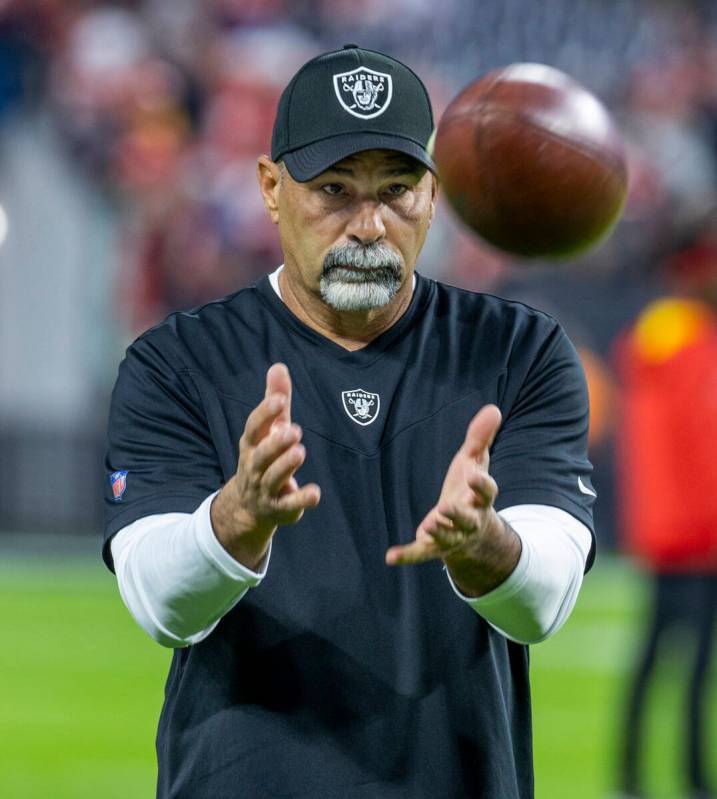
[0,0,715,796]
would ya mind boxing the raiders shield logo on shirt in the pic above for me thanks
[333,67,393,119]
[342,389,380,426]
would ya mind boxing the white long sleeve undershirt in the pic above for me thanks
[110,498,592,648]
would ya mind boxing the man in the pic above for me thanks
[105,46,596,799]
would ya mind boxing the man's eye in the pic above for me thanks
[384,184,408,197]
[321,184,344,196]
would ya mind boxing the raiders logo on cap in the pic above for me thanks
[333,67,393,119]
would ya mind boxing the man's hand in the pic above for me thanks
[385,404,521,597]
[211,363,321,570]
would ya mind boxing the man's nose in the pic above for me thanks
[346,200,386,245]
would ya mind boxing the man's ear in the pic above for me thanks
[428,172,439,227]
[257,156,282,224]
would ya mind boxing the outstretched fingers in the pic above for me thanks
[386,470,499,567]
[236,362,321,518]
[274,483,321,516]
[466,468,498,508]
[461,404,502,461]
[385,530,441,566]
[241,364,294,451]
[265,362,292,427]
[242,393,288,450]
[386,405,502,570]
[251,423,302,476]
[262,442,306,494]
[434,501,477,535]
[386,506,474,566]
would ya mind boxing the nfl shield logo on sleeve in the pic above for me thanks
[110,470,128,501]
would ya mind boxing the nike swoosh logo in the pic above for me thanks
[578,476,597,497]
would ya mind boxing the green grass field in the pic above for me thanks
[0,553,713,798]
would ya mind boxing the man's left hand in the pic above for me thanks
[385,404,522,597]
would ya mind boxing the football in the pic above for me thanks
[432,63,628,258]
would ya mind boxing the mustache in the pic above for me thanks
[322,243,402,276]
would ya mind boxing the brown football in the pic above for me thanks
[432,63,628,258]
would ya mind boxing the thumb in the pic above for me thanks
[266,362,292,425]
[462,404,502,460]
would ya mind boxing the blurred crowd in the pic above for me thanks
[3,0,717,335]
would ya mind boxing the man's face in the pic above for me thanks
[259,149,437,312]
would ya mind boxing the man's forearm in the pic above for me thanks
[443,512,522,597]
[446,505,593,644]
[111,492,269,647]
[210,478,274,571]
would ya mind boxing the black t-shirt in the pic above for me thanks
[104,273,595,799]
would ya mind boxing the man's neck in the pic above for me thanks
[276,267,415,352]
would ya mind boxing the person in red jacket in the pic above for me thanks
[615,237,717,799]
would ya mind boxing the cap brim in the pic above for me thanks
[282,133,436,182]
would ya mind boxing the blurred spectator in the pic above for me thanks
[613,232,717,799]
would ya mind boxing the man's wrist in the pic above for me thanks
[210,481,274,571]
[443,512,522,598]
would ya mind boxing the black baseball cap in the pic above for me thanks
[271,44,435,181]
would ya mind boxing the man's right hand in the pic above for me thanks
[210,363,321,570]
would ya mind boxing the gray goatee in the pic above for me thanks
[319,243,403,311]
